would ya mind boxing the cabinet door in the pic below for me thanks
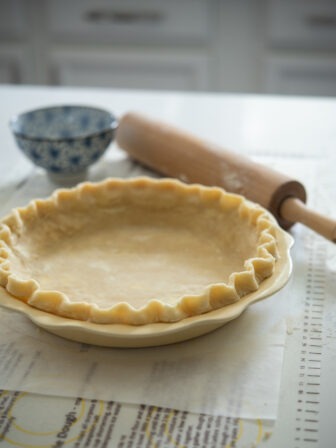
[0,62,14,83]
[269,0,336,49]
[266,55,336,97]
[0,0,27,39]
[0,45,32,83]
[51,49,210,91]
[0,0,31,83]
[46,0,210,45]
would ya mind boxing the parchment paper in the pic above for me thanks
[0,149,294,419]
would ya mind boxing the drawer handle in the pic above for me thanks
[306,14,336,29]
[84,9,163,25]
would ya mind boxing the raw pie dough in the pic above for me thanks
[0,178,279,325]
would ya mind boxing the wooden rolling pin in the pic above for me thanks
[116,112,336,243]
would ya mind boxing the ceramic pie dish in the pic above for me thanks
[0,177,293,346]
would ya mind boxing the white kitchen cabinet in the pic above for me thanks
[269,0,336,49]
[45,0,213,91]
[0,51,19,83]
[0,44,33,84]
[0,61,13,83]
[266,55,336,96]
[0,0,28,39]
[266,0,336,96]
[0,0,335,96]
[46,0,210,45]
[51,48,210,91]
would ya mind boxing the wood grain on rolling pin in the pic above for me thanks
[116,112,336,243]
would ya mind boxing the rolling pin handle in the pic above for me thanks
[280,197,336,243]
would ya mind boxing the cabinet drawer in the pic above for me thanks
[46,0,210,45]
[50,49,210,91]
[269,0,336,48]
[266,55,336,97]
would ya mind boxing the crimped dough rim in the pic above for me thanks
[0,177,279,325]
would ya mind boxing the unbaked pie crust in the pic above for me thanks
[0,177,279,325]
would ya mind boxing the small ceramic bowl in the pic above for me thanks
[10,105,118,182]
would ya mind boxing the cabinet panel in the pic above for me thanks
[269,0,336,49]
[0,62,15,83]
[46,0,210,45]
[0,0,27,38]
[0,45,33,83]
[51,49,210,91]
[266,56,336,97]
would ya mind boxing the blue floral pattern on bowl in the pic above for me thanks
[10,105,118,176]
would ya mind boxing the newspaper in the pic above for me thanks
[0,390,273,447]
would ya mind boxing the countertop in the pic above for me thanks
[0,84,335,448]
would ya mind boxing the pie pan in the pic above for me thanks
[0,229,292,347]
[0,177,293,347]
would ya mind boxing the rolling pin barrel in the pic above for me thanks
[116,112,306,229]
[116,112,336,242]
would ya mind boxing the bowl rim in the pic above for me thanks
[9,104,119,142]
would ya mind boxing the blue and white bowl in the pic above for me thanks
[10,105,118,181]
